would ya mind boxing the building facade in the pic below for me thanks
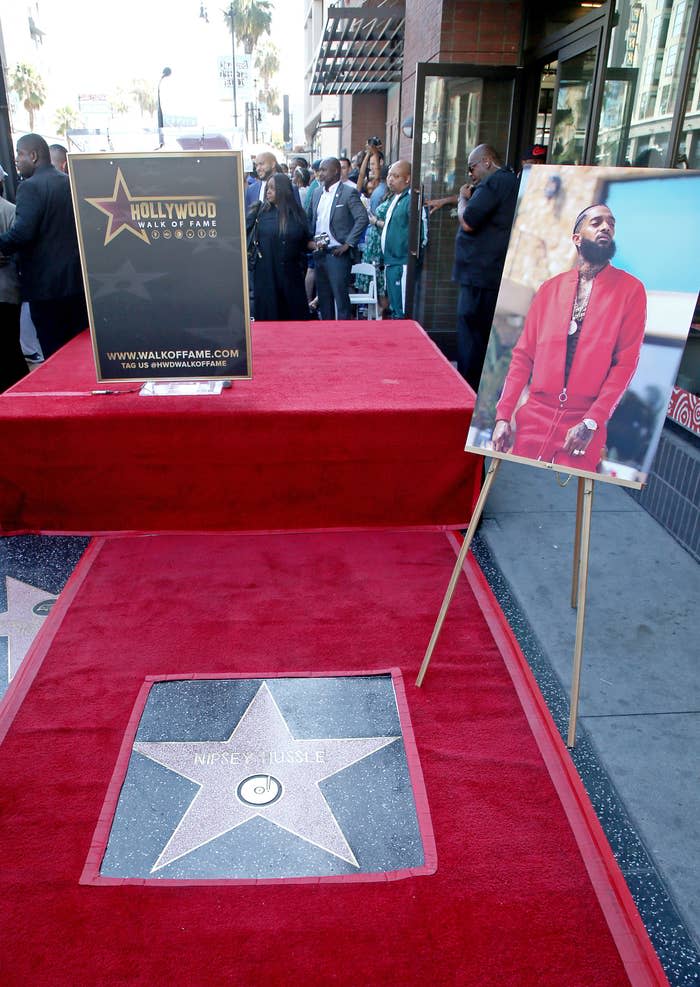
[306,0,700,557]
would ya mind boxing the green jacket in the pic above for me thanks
[381,189,411,266]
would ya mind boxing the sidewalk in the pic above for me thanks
[475,458,700,985]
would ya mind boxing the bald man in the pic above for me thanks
[307,157,368,320]
[453,143,517,390]
[49,143,68,174]
[380,160,413,319]
[245,152,279,209]
[245,151,301,212]
[0,133,86,358]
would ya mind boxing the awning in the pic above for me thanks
[310,5,405,96]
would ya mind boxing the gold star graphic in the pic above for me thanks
[85,169,150,246]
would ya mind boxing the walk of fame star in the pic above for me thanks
[134,682,399,872]
[0,576,56,682]
[85,169,151,246]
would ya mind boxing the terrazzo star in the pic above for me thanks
[134,681,398,871]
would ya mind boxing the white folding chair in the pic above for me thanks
[349,262,379,320]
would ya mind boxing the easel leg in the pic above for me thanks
[567,477,595,748]
[416,458,501,687]
[571,477,585,608]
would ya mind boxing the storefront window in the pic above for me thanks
[678,30,700,168]
[673,36,700,410]
[594,0,694,166]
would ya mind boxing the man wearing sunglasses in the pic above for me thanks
[453,143,517,391]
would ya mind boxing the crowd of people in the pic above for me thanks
[0,126,548,399]
[244,140,417,324]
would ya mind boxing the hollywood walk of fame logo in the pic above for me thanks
[93,675,433,883]
[0,577,56,685]
[85,168,217,248]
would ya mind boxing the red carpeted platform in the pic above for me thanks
[0,321,479,534]
[0,530,665,986]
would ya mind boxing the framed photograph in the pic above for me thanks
[466,165,700,488]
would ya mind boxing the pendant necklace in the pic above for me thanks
[569,275,593,336]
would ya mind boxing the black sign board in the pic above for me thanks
[69,151,251,382]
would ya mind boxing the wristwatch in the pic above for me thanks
[582,418,598,431]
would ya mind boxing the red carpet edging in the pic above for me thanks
[0,536,104,745]
[453,534,668,987]
[0,530,664,985]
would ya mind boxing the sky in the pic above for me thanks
[0,0,305,149]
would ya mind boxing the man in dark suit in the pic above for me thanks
[307,157,368,320]
[0,133,87,359]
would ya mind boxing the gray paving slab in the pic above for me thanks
[476,457,700,970]
[584,712,700,939]
[479,508,700,715]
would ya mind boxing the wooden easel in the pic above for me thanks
[416,459,595,748]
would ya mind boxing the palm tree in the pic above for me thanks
[223,0,272,55]
[54,105,79,137]
[130,80,157,118]
[9,63,47,131]
[255,39,279,86]
[255,40,280,115]
[109,89,130,119]
[259,85,280,116]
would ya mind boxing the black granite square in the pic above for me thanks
[91,673,433,883]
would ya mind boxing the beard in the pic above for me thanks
[579,237,616,264]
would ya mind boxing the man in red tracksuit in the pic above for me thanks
[491,204,646,472]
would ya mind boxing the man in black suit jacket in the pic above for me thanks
[0,133,87,358]
[307,157,368,320]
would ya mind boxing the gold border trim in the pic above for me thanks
[67,150,252,383]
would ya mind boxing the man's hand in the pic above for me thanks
[332,243,351,256]
[563,421,595,457]
[426,194,458,215]
[491,420,513,452]
[459,182,475,200]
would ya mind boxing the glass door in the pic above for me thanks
[405,64,521,354]
[549,33,601,165]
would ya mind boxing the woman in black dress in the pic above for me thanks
[250,173,311,321]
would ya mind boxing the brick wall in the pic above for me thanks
[342,93,388,159]
[400,0,522,159]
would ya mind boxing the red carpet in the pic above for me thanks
[0,531,665,986]
[0,322,479,533]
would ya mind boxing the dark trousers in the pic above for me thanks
[314,250,353,320]
[0,301,28,392]
[30,293,89,360]
[456,283,498,393]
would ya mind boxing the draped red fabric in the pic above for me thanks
[0,531,659,986]
[0,323,479,534]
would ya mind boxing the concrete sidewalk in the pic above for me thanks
[475,459,700,986]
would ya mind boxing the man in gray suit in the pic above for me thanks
[307,157,368,319]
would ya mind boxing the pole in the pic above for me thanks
[230,4,239,130]
[567,477,595,748]
[416,458,501,687]
[157,67,171,148]
[571,477,585,608]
